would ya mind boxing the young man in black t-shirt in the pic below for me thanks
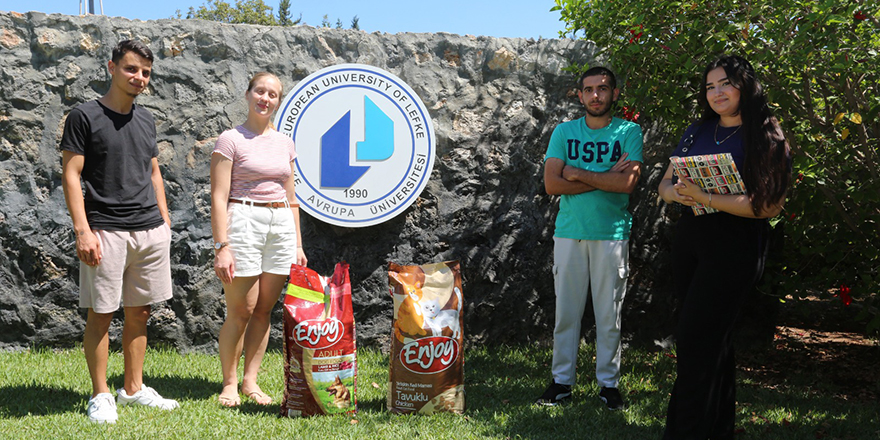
[61,40,179,424]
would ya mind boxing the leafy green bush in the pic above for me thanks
[553,0,879,333]
[187,0,280,25]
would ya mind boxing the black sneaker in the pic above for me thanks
[599,387,625,410]
[536,381,572,406]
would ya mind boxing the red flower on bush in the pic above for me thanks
[622,106,640,122]
[628,24,644,44]
[838,284,853,306]
[854,11,867,21]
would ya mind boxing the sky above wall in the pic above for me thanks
[3,0,567,39]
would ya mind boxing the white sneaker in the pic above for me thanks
[87,393,118,424]
[116,385,180,410]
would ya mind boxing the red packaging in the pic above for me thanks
[387,260,465,414]
[280,263,357,417]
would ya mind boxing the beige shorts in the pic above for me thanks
[227,200,298,277]
[79,223,173,313]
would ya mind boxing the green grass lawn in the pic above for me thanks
[0,342,877,439]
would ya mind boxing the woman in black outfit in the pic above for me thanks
[657,55,791,440]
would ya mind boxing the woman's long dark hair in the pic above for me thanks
[697,55,791,215]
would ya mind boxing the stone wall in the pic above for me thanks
[0,11,677,352]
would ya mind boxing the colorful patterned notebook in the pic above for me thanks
[670,153,745,215]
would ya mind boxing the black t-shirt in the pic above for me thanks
[60,100,164,231]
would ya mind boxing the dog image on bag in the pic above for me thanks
[388,261,465,415]
[280,263,357,418]
[325,376,352,409]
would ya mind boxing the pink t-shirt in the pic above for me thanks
[213,125,297,201]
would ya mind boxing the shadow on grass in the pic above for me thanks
[6,338,869,439]
[236,400,282,416]
[0,362,217,419]
[733,384,880,439]
[356,394,386,413]
[0,384,82,418]
[456,340,880,440]
[106,373,216,401]
[740,374,880,438]
[454,344,664,439]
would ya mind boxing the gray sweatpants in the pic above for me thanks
[551,237,628,388]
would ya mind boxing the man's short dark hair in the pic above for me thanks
[111,40,154,64]
[577,67,617,90]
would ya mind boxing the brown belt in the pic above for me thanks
[228,199,288,208]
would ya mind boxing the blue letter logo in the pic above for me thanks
[357,96,394,161]
[320,96,393,188]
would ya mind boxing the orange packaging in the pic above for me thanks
[280,262,357,417]
[387,260,464,414]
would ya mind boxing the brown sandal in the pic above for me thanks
[218,394,241,407]
[245,390,273,405]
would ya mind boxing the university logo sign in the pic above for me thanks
[276,64,436,227]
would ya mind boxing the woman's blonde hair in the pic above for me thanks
[247,72,282,94]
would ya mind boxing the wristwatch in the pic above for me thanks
[213,241,229,250]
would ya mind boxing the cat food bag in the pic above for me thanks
[281,262,357,417]
[387,260,464,414]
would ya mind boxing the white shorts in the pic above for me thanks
[79,223,173,313]
[226,200,298,277]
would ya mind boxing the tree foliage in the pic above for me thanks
[554,0,880,332]
[188,0,279,25]
[187,0,350,28]
[276,0,302,26]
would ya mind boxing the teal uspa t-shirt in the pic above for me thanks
[544,116,644,241]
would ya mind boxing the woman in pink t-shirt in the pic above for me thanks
[210,72,307,407]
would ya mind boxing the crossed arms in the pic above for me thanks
[544,153,642,196]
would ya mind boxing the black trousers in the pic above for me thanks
[662,211,769,440]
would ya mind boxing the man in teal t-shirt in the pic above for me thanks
[536,67,643,410]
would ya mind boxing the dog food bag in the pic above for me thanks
[387,260,464,414]
[281,262,357,417]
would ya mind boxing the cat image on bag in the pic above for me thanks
[392,283,427,343]
[420,286,462,339]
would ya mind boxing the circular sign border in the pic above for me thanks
[275,64,435,228]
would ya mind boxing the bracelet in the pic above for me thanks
[708,193,713,208]
[291,203,300,208]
